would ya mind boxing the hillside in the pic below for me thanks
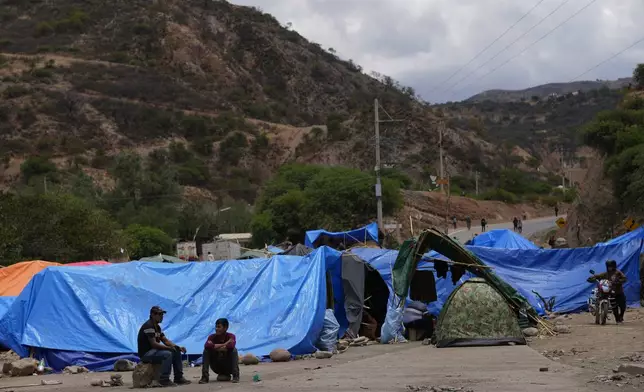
[467,77,632,103]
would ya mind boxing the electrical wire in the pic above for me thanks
[567,35,644,82]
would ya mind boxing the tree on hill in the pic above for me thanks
[251,164,403,246]
[634,63,644,89]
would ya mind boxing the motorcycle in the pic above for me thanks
[587,269,615,325]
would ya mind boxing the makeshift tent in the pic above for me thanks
[0,247,346,370]
[138,254,186,263]
[238,250,272,260]
[467,229,539,249]
[435,278,526,348]
[64,261,111,266]
[0,261,61,296]
[596,227,644,246]
[305,222,379,248]
[0,296,14,320]
[280,244,314,256]
[340,253,369,336]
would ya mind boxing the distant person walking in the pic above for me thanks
[517,219,523,234]
[207,252,215,261]
[452,216,457,230]
[554,205,559,217]
[465,216,472,231]
[512,217,518,232]
[481,218,487,232]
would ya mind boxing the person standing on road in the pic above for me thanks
[555,205,559,217]
[481,218,487,232]
[465,216,471,231]
[517,219,523,234]
[451,216,457,230]
[512,217,518,232]
[588,260,627,323]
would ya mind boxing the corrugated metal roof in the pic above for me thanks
[216,233,253,241]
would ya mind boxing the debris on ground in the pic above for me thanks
[4,358,38,377]
[314,351,333,359]
[132,362,161,388]
[542,349,566,360]
[63,365,89,374]
[0,350,20,363]
[241,353,260,365]
[350,337,369,347]
[90,374,124,387]
[617,363,644,376]
[269,348,291,362]
[620,353,644,362]
[522,327,539,337]
[406,385,473,392]
[539,367,549,372]
[422,338,431,346]
[113,359,136,371]
[553,324,571,334]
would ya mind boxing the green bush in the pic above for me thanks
[480,188,518,204]
[124,224,174,260]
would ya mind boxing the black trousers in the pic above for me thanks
[613,293,626,322]
[202,348,239,380]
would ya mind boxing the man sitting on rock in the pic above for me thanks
[137,306,191,387]
[199,318,240,384]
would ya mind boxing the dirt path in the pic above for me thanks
[530,308,644,390]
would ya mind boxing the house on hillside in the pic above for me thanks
[202,233,253,260]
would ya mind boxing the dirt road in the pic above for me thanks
[0,342,620,392]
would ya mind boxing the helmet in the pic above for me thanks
[606,260,617,269]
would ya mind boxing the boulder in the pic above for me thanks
[132,363,161,388]
[554,324,571,334]
[9,358,38,377]
[522,327,539,337]
[269,348,291,362]
[113,359,136,372]
[241,354,259,366]
[337,339,349,351]
[110,374,124,386]
[2,362,13,374]
[63,365,89,374]
[617,363,644,376]
[314,351,333,359]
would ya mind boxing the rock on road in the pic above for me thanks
[449,215,564,244]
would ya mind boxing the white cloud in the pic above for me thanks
[230,0,644,102]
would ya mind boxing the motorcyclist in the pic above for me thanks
[587,260,628,323]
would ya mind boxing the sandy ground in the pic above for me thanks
[0,341,632,392]
[530,307,644,390]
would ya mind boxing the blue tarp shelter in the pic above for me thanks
[354,240,642,317]
[0,296,14,320]
[305,223,379,248]
[596,227,644,246]
[0,248,347,371]
[468,229,539,249]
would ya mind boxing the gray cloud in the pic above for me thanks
[230,0,644,102]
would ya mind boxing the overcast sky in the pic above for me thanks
[229,0,644,103]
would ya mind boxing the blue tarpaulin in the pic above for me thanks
[305,222,379,248]
[468,229,539,249]
[354,240,642,317]
[267,246,285,254]
[596,227,644,246]
[0,296,14,320]
[0,248,346,369]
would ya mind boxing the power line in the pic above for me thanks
[567,35,644,82]
[449,0,600,98]
[431,0,548,91]
[442,0,574,94]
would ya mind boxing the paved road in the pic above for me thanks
[449,215,565,244]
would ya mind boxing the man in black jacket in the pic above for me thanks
[588,261,628,323]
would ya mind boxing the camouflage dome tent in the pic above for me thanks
[435,277,526,348]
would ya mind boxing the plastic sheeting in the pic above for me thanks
[380,297,406,344]
[0,261,61,296]
[64,261,111,266]
[305,222,379,248]
[468,229,539,249]
[317,309,340,352]
[469,242,642,315]
[596,227,644,246]
[0,248,346,366]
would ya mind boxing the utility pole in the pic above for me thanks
[475,171,479,195]
[439,122,445,192]
[560,146,566,193]
[44,175,48,193]
[374,99,383,232]
[373,99,404,233]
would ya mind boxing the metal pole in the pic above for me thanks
[475,171,479,195]
[374,99,383,232]
[560,146,566,192]
[439,122,444,193]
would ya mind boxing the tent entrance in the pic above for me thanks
[409,270,437,304]
[362,265,388,339]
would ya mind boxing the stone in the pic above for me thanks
[314,351,333,359]
[554,324,571,334]
[617,363,644,376]
[2,362,13,374]
[539,367,549,372]
[350,336,369,346]
[269,348,291,362]
[522,327,539,337]
[132,362,161,388]
[422,338,431,346]
[241,353,259,365]
[337,340,349,351]
[63,365,89,374]
[110,374,124,386]
[113,359,136,372]
[91,379,105,387]
[9,358,38,377]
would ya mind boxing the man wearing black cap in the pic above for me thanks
[137,306,191,387]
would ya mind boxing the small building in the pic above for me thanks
[202,233,253,261]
